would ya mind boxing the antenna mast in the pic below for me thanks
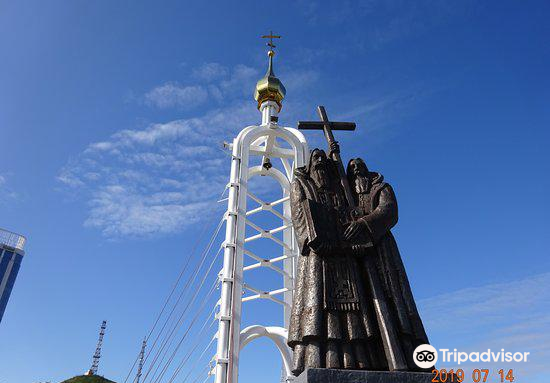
[86,320,107,376]
[135,338,147,383]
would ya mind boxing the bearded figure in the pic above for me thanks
[345,158,429,371]
[288,149,387,376]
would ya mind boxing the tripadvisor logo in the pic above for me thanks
[413,344,438,369]
[413,344,531,368]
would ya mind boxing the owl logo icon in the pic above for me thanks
[413,344,438,368]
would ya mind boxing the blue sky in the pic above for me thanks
[1,1,549,382]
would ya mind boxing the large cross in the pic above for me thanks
[298,106,356,206]
[261,31,281,50]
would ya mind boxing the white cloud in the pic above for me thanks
[83,185,212,237]
[207,84,223,102]
[192,62,228,81]
[220,64,259,95]
[420,273,550,332]
[144,83,208,109]
[418,272,550,380]
[142,64,259,111]
[281,68,320,90]
[160,178,183,188]
[58,102,256,238]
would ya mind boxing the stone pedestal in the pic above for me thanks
[294,369,434,383]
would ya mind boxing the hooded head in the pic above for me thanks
[347,158,383,194]
[304,149,333,188]
[307,148,328,171]
[347,158,369,178]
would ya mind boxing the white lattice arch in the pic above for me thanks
[239,325,293,379]
[214,101,309,383]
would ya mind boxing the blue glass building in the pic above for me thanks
[0,228,26,323]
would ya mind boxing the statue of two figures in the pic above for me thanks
[288,142,430,376]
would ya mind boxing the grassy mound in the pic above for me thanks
[60,375,116,383]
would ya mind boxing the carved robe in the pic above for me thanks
[351,171,429,370]
[287,164,387,376]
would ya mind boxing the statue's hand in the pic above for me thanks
[344,220,364,241]
[329,141,340,156]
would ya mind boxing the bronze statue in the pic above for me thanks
[288,107,429,376]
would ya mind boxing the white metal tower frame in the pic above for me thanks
[214,100,309,383]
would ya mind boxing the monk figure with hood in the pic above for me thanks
[345,157,429,370]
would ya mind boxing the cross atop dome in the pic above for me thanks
[262,31,281,51]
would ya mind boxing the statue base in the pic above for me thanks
[294,368,434,383]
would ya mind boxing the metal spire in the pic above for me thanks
[135,338,147,383]
[86,320,107,376]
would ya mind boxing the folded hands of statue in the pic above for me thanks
[343,220,365,241]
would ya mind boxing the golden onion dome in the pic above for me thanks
[254,50,286,110]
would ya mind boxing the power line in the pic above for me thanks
[123,192,225,383]
[141,228,224,383]
[124,189,226,383]
[190,365,213,383]
[165,304,218,383]
[143,222,223,382]
[151,280,219,383]
[123,219,212,383]
[147,250,222,383]
[173,324,217,383]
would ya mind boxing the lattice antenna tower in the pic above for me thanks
[86,320,107,376]
[135,338,147,383]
